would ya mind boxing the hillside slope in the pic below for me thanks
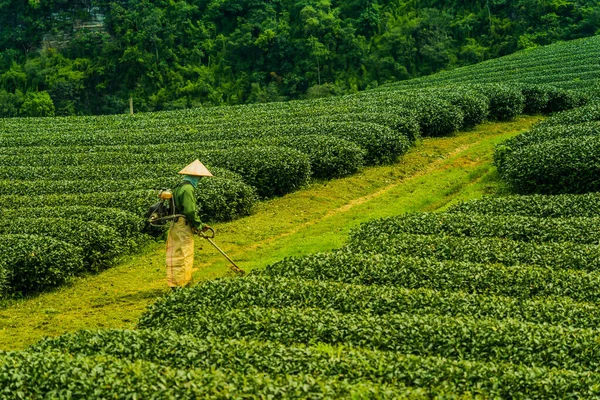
[380,35,600,93]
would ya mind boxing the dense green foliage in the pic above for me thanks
[264,250,600,302]
[495,102,600,194]
[348,232,600,270]
[137,275,600,329]
[449,193,600,218]
[10,186,600,395]
[354,212,600,244]
[1,1,598,116]
[0,235,83,294]
[27,331,600,398]
[381,35,600,94]
[0,351,421,399]
[0,77,554,296]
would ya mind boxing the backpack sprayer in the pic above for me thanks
[147,189,245,276]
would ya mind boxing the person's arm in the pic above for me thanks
[180,185,204,229]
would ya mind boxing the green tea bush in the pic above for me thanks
[263,250,600,302]
[0,218,125,270]
[448,193,600,218]
[204,147,311,197]
[421,87,490,129]
[0,191,156,215]
[412,99,464,137]
[0,207,144,239]
[517,84,551,114]
[535,102,600,128]
[257,135,367,177]
[500,136,600,194]
[0,121,408,167]
[494,122,600,176]
[471,84,525,121]
[0,235,83,294]
[0,148,311,198]
[353,212,600,244]
[347,233,600,270]
[32,330,600,398]
[544,86,588,113]
[0,351,416,399]
[499,122,600,152]
[139,305,600,372]
[138,275,600,329]
[195,177,258,221]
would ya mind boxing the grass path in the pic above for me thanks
[0,116,540,350]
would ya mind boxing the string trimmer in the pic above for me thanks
[197,226,245,276]
[147,189,245,276]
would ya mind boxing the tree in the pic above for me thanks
[20,91,55,117]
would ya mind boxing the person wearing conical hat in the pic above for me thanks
[166,159,213,290]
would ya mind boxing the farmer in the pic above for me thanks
[166,159,212,290]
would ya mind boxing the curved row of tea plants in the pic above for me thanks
[449,192,600,218]
[495,102,600,194]
[0,351,424,399]
[378,35,600,94]
[264,250,600,302]
[26,331,600,399]
[138,275,600,329]
[353,212,600,244]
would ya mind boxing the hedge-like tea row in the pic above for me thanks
[448,193,600,218]
[0,121,406,166]
[0,235,83,294]
[377,36,600,93]
[0,135,370,179]
[469,84,525,121]
[535,101,600,128]
[0,351,419,399]
[496,122,600,165]
[352,212,600,244]
[0,191,157,216]
[0,218,125,271]
[1,177,257,222]
[139,305,600,372]
[0,147,310,198]
[31,330,600,398]
[408,97,464,137]
[493,102,600,194]
[138,275,600,329]
[499,136,600,194]
[262,250,600,302]
[421,86,490,129]
[1,207,144,239]
[348,232,600,271]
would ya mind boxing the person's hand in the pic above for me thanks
[201,225,212,232]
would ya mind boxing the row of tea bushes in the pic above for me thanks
[0,351,424,399]
[138,275,600,329]
[448,192,600,218]
[28,330,600,399]
[263,250,600,302]
[351,212,600,244]
[378,35,600,94]
[494,102,600,194]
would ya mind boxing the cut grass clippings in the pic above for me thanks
[0,116,541,350]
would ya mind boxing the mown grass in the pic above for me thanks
[0,116,541,350]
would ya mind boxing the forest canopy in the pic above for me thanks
[0,0,598,116]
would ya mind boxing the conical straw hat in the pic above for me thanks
[178,159,213,177]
